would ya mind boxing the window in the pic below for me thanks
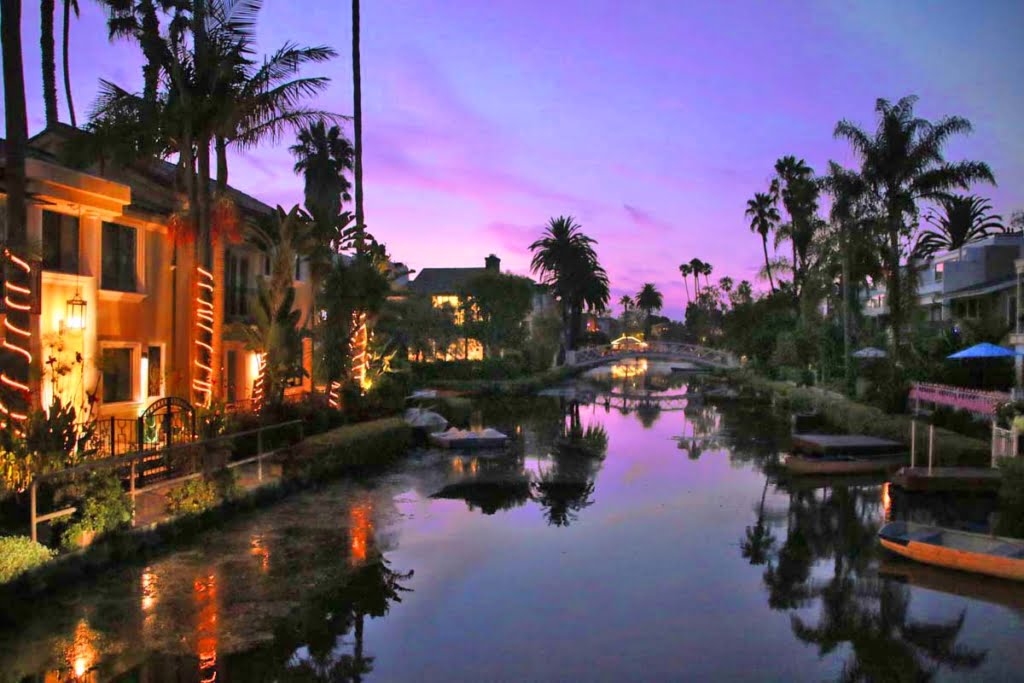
[102,347,134,403]
[225,250,250,317]
[934,262,944,283]
[147,346,163,397]
[101,222,137,292]
[225,350,238,403]
[42,210,80,273]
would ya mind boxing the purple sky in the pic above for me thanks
[9,0,1024,317]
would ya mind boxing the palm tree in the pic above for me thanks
[618,295,633,312]
[678,263,691,303]
[835,96,995,357]
[41,0,59,126]
[291,120,354,234]
[772,156,818,302]
[61,0,79,126]
[530,216,609,359]
[98,0,181,107]
[701,261,713,290]
[718,276,733,294]
[2,0,33,432]
[635,283,663,338]
[351,0,365,243]
[914,194,1004,260]
[688,258,704,296]
[745,192,779,292]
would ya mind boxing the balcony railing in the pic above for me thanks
[909,382,1009,417]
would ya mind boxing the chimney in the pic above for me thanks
[485,254,501,272]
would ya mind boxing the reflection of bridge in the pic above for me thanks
[569,341,738,369]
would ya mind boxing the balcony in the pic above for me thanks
[225,287,256,320]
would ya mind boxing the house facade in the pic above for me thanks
[0,128,314,428]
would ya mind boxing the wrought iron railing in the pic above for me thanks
[909,382,1009,417]
[571,341,738,368]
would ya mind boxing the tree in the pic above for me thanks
[771,156,820,306]
[2,0,33,432]
[351,0,365,242]
[678,263,691,303]
[913,194,1004,260]
[61,0,79,126]
[41,0,59,126]
[529,216,609,359]
[459,271,535,358]
[745,192,779,292]
[291,120,354,234]
[687,258,704,296]
[835,96,995,358]
[619,294,633,312]
[635,283,663,338]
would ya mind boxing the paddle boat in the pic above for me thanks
[878,521,1024,582]
[429,427,510,450]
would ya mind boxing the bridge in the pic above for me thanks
[567,340,738,370]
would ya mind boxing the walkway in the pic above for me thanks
[568,341,738,369]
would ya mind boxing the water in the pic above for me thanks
[2,360,1023,681]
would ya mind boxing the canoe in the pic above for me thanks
[783,453,907,475]
[878,521,1024,582]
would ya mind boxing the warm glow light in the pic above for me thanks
[194,573,219,683]
[141,567,158,611]
[0,248,34,434]
[882,482,892,519]
[349,501,372,565]
[192,267,216,408]
[250,535,270,573]
[65,292,87,331]
[611,359,648,378]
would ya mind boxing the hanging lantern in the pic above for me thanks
[65,291,87,331]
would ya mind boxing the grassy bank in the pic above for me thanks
[420,365,583,396]
[735,371,991,467]
[0,418,411,599]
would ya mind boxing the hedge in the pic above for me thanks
[0,536,55,583]
[735,371,991,467]
[286,418,412,480]
[422,365,582,396]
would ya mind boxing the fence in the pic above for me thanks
[909,382,1010,417]
[29,419,304,542]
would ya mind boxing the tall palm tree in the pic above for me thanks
[530,216,609,359]
[635,283,663,338]
[745,192,779,292]
[351,0,364,244]
[835,96,995,357]
[61,0,79,126]
[1,0,32,431]
[678,263,691,303]
[618,294,633,312]
[701,262,713,290]
[291,120,354,235]
[688,258,704,296]
[772,156,818,301]
[98,0,181,107]
[41,0,59,126]
[914,194,1004,260]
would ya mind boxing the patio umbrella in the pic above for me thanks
[947,343,1015,390]
[852,347,887,359]
[947,343,1016,359]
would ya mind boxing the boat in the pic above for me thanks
[783,452,907,475]
[429,427,510,450]
[878,521,1024,582]
[404,407,448,432]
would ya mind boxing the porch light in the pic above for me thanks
[65,291,87,330]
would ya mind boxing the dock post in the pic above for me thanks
[910,419,916,469]
[992,421,997,468]
[928,424,934,474]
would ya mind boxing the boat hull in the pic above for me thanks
[879,522,1024,582]
[783,454,906,475]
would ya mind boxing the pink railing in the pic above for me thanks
[909,382,1009,416]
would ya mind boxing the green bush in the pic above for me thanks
[996,458,1024,538]
[165,477,219,515]
[438,396,473,426]
[0,536,55,583]
[287,418,411,480]
[410,357,527,383]
[59,472,133,549]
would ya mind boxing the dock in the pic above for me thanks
[890,466,1003,493]
[792,433,904,456]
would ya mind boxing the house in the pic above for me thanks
[861,234,1024,329]
[0,127,314,428]
[406,254,555,360]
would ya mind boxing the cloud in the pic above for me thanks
[623,204,672,233]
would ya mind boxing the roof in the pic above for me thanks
[409,267,489,295]
[942,276,1016,300]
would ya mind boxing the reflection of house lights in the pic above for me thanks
[250,535,270,573]
[141,567,158,611]
[882,482,891,519]
[193,573,218,683]
[63,619,98,680]
[349,501,372,565]
[611,359,648,379]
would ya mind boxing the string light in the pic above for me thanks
[0,248,34,434]
[192,266,216,407]
[251,352,266,412]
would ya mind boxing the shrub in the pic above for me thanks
[59,472,133,549]
[0,536,55,583]
[410,357,527,383]
[165,477,219,515]
[287,418,411,480]
[996,458,1024,538]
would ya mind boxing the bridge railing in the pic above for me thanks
[570,342,737,368]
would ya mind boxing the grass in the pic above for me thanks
[735,370,991,467]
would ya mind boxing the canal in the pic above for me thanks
[2,360,1023,681]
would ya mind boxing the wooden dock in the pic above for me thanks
[792,433,904,456]
[890,467,1003,493]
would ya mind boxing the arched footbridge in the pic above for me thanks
[567,341,738,370]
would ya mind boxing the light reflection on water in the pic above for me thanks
[1,361,1023,681]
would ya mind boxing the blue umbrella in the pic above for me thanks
[947,343,1016,359]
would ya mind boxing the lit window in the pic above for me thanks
[934,262,944,282]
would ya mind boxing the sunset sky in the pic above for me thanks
[10,0,1024,317]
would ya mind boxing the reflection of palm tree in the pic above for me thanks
[635,401,662,429]
[741,477,775,565]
